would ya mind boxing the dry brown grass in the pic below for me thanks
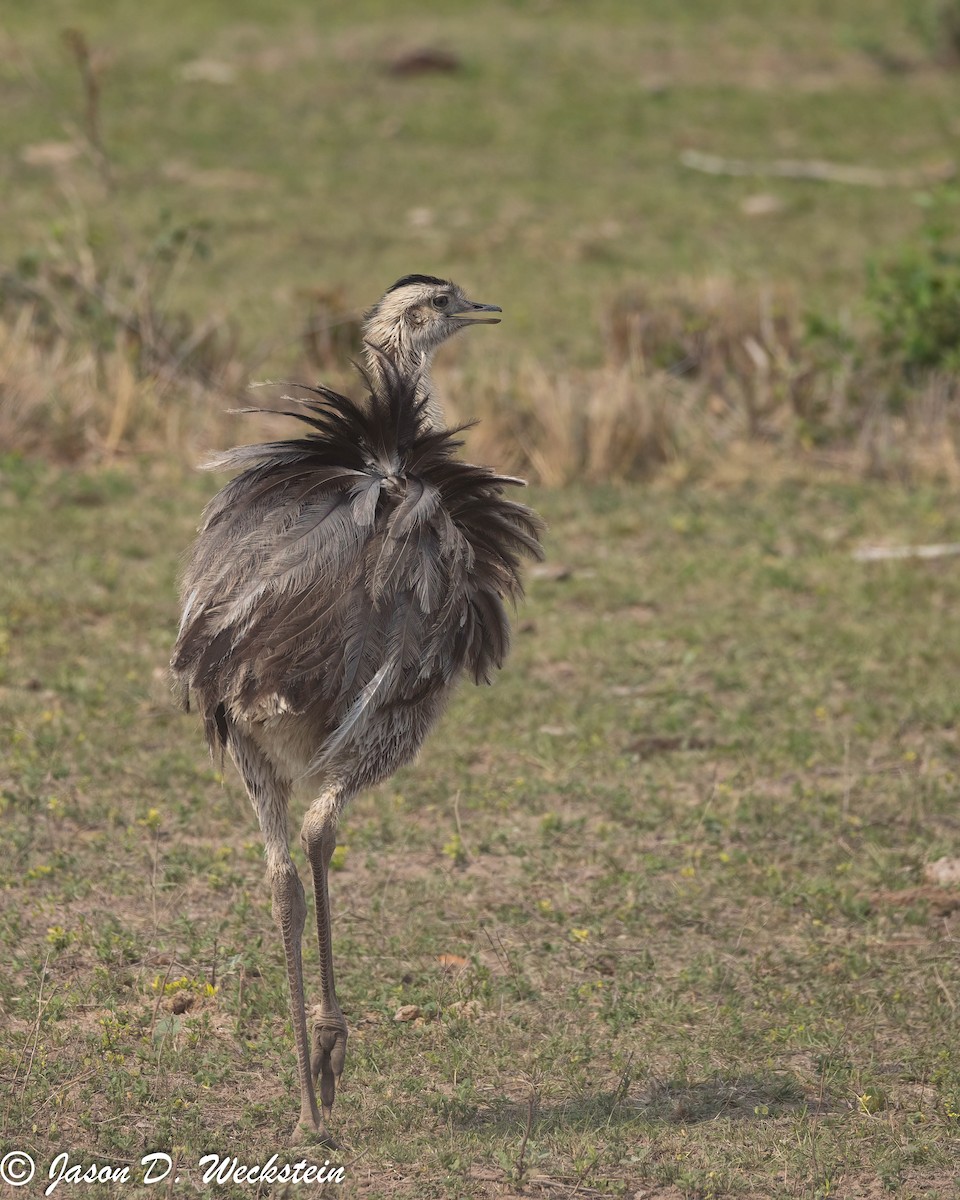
[0,307,241,462]
[849,370,960,482]
[0,209,246,463]
[3,270,960,485]
[442,280,960,486]
[445,361,686,487]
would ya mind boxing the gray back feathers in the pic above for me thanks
[171,349,544,768]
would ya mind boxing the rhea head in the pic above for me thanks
[362,274,501,425]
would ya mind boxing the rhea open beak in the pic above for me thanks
[450,301,502,326]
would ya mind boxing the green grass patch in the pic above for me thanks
[4,3,960,1195]
[2,0,959,366]
[2,460,960,1196]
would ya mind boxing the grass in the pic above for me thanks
[5,2,960,480]
[4,0,960,482]
[3,2,960,1196]
[3,455,960,1197]
[2,0,960,369]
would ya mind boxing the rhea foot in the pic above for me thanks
[311,1011,348,1120]
[290,1115,337,1149]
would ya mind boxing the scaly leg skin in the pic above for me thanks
[302,800,349,1121]
[230,733,331,1146]
[270,859,331,1146]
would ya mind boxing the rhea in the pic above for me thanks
[171,275,543,1143]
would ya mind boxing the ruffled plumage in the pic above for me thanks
[171,349,544,771]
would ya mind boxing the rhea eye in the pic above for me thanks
[432,295,450,310]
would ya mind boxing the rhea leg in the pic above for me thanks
[230,735,327,1143]
[301,792,349,1119]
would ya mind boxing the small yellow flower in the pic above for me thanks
[570,928,589,943]
[858,1090,886,1114]
[442,834,467,866]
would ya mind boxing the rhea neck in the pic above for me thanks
[362,320,448,431]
